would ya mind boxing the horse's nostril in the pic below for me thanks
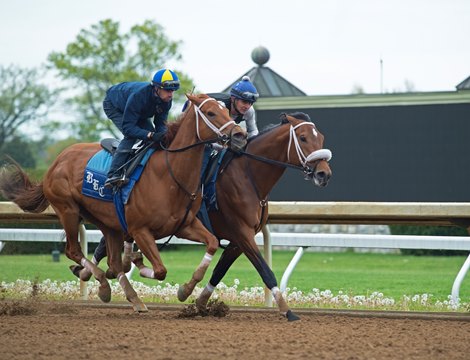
[316,171,326,179]
[233,132,247,140]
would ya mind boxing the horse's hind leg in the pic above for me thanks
[70,236,107,281]
[122,236,134,273]
[175,220,219,302]
[52,204,111,302]
[71,236,134,280]
[106,231,147,313]
[196,242,243,311]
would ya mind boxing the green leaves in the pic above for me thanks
[47,19,193,141]
[0,65,57,152]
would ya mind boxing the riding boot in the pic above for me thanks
[105,149,131,188]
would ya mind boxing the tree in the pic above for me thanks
[0,65,56,152]
[1,136,36,168]
[48,19,193,141]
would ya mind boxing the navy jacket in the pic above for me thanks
[106,82,171,140]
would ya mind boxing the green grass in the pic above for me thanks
[1,248,469,301]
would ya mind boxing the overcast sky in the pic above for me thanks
[1,0,469,95]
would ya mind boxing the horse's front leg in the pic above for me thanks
[175,219,219,302]
[131,227,167,280]
[196,242,243,311]
[239,238,300,322]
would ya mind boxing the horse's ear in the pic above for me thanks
[279,113,289,124]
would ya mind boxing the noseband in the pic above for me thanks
[287,122,332,177]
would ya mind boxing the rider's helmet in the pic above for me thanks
[152,69,180,91]
[230,76,259,103]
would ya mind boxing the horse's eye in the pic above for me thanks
[300,135,307,142]
[207,111,215,117]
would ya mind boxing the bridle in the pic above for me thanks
[193,97,238,144]
[240,121,332,179]
[158,97,244,248]
[287,122,332,178]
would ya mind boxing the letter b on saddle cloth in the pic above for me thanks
[81,138,155,232]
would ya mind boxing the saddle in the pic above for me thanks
[100,138,153,186]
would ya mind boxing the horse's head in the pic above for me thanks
[281,112,332,187]
[186,94,247,151]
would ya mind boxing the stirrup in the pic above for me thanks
[104,174,126,189]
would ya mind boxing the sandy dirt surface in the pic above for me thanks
[1,300,469,360]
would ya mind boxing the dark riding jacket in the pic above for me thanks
[105,82,171,140]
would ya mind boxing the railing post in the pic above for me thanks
[280,247,304,293]
[451,253,470,306]
[78,224,88,300]
[262,224,273,307]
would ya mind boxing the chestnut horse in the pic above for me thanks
[135,112,332,320]
[0,94,247,312]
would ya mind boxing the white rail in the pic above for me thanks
[1,227,469,304]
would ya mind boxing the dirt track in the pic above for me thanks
[1,300,469,360]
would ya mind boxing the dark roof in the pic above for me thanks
[456,76,470,90]
[222,66,306,97]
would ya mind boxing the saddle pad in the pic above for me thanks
[82,148,156,204]
[82,150,114,202]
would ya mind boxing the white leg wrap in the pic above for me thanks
[271,286,280,298]
[139,267,155,279]
[118,273,125,282]
[124,242,133,252]
[205,283,215,293]
[200,253,213,267]
[91,256,99,265]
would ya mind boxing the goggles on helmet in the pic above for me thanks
[232,89,259,103]
[160,80,180,90]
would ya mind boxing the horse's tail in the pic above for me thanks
[0,158,50,213]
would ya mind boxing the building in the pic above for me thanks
[224,47,470,202]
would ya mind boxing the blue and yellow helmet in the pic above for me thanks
[152,69,180,91]
[230,76,259,103]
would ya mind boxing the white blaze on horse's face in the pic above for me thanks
[311,126,318,137]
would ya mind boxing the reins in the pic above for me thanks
[234,120,333,232]
[159,137,219,152]
[157,97,237,250]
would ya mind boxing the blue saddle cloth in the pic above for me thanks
[82,148,155,232]
[82,150,114,202]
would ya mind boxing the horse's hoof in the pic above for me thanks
[177,285,189,302]
[98,282,112,303]
[69,265,83,278]
[195,297,208,312]
[105,268,117,279]
[132,302,148,313]
[123,263,132,273]
[130,252,144,267]
[69,265,92,281]
[286,310,301,322]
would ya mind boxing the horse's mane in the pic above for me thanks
[248,111,312,143]
[165,114,184,144]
